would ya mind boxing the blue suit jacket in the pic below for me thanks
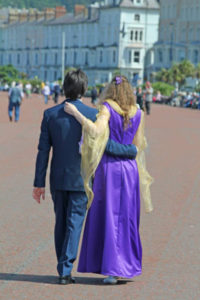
[34,99,137,192]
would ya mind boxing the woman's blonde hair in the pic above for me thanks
[99,76,136,128]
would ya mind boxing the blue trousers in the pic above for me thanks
[44,95,48,104]
[51,190,87,276]
[8,102,20,121]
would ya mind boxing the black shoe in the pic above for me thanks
[9,116,12,122]
[58,275,76,285]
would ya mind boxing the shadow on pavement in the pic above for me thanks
[0,273,132,286]
[0,273,57,285]
[76,276,131,286]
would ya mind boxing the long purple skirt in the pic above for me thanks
[78,153,142,278]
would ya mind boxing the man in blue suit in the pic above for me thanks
[33,69,138,284]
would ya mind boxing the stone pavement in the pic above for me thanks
[0,92,200,300]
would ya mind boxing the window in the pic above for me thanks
[169,48,173,61]
[85,52,88,65]
[54,71,57,80]
[135,31,138,41]
[135,14,140,21]
[139,31,143,41]
[17,53,20,64]
[179,49,185,61]
[128,50,132,63]
[130,30,134,40]
[35,53,38,65]
[44,70,47,81]
[44,53,48,64]
[193,50,198,64]
[113,50,116,63]
[158,49,163,63]
[196,28,200,41]
[55,53,58,65]
[134,51,140,63]
[74,51,77,65]
[26,53,30,65]
[100,50,103,63]
[8,54,12,64]
[65,53,67,65]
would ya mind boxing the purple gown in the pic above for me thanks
[78,103,142,278]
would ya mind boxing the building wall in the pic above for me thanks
[153,0,200,76]
[0,2,160,85]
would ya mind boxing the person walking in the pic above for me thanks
[25,82,32,98]
[65,75,153,284]
[144,81,153,115]
[43,82,50,104]
[53,82,60,104]
[33,70,139,285]
[136,86,144,110]
[91,86,98,105]
[8,82,24,122]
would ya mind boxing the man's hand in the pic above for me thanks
[32,187,45,204]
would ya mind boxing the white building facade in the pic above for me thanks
[0,0,160,85]
[153,0,200,74]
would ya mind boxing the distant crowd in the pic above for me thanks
[5,78,200,123]
[134,85,200,110]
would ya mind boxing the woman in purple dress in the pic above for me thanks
[65,76,153,284]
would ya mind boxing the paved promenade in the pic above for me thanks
[0,92,200,300]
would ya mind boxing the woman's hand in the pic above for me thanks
[64,102,78,116]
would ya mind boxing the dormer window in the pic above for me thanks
[135,14,140,21]
[131,0,142,4]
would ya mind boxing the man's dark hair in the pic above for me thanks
[63,69,88,100]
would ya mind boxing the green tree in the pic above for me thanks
[178,60,195,85]
[156,68,172,83]
[0,65,19,83]
[64,67,76,75]
[195,63,200,80]
[155,60,196,88]
[112,68,121,77]
[152,82,174,97]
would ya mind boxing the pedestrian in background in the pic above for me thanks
[25,82,32,98]
[50,82,55,101]
[91,86,98,105]
[43,82,50,104]
[145,81,153,115]
[41,81,45,92]
[53,81,61,104]
[8,82,24,122]
[136,86,144,110]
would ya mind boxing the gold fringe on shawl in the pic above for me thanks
[81,99,153,212]
[81,106,110,209]
[132,111,154,213]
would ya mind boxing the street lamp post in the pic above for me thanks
[61,31,65,83]
[169,22,174,65]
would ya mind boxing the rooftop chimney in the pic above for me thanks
[74,5,87,17]
[36,11,45,20]
[8,9,19,24]
[44,8,55,20]
[55,6,67,19]
[19,9,28,22]
[28,9,37,22]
